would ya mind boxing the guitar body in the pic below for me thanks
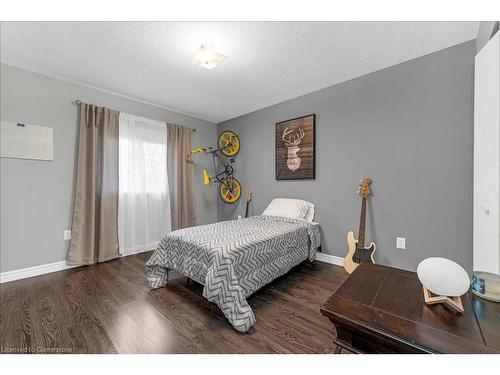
[344,231,376,274]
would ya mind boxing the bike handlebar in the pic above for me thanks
[186,147,206,158]
[187,143,234,158]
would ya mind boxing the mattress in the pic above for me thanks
[145,215,318,332]
[310,221,321,248]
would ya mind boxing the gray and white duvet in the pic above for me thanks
[145,215,317,332]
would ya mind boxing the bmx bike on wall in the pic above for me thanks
[187,130,241,204]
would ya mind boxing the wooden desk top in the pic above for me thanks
[320,263,500,353]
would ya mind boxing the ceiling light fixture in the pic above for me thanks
[190,45,227,70]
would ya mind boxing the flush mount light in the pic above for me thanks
[190,45,227,70]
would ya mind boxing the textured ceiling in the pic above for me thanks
[0,22,478,123]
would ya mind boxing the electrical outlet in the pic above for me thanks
[237,215,242,220]
[396,237,406,249]
[64,230,71,240]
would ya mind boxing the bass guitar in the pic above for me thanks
[344,177,376,274]
[244,192,252,218]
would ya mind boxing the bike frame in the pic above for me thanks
[205,146,235,191]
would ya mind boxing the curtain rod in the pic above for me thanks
[71,100,196,132]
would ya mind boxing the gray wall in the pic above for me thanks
[218,40,475,272]
[1,64,218,272]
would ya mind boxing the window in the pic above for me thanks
[118,113,171,254]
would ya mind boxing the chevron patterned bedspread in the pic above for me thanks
[145,215,317,332]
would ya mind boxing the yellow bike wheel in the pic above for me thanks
[219,131,240,157]
[220,178,241,204]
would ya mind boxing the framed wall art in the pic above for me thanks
[275,114,315,180]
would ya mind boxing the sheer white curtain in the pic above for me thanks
[118,113,171,255]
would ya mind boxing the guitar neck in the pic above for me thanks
[358,198,367,248]
[245,192,252,218]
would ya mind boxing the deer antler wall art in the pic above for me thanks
[275,114,316,180]
[282,127,305,171]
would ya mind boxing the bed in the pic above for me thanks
[145,199,319,332]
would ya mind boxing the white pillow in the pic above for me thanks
[303,205,315,222]
[262,198,315,221]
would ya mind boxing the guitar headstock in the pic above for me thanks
[357,177,372,199]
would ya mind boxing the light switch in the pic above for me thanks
[396,237,406,249]
[64,230,71,240]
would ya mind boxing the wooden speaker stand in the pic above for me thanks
[422,286,464,313]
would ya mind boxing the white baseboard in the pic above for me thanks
[1,249,338,284]
[0,261,79,284]
[0,249,154,284]
[315,252,344,266]
[120,248,155,256]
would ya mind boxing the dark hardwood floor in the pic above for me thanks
[0,252,349,354]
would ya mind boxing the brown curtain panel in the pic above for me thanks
[67,103,120,265]
[167,123,196,230]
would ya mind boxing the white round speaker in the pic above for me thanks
[417,257,470,297]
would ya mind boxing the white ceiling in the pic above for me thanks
[1,22,478,123]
